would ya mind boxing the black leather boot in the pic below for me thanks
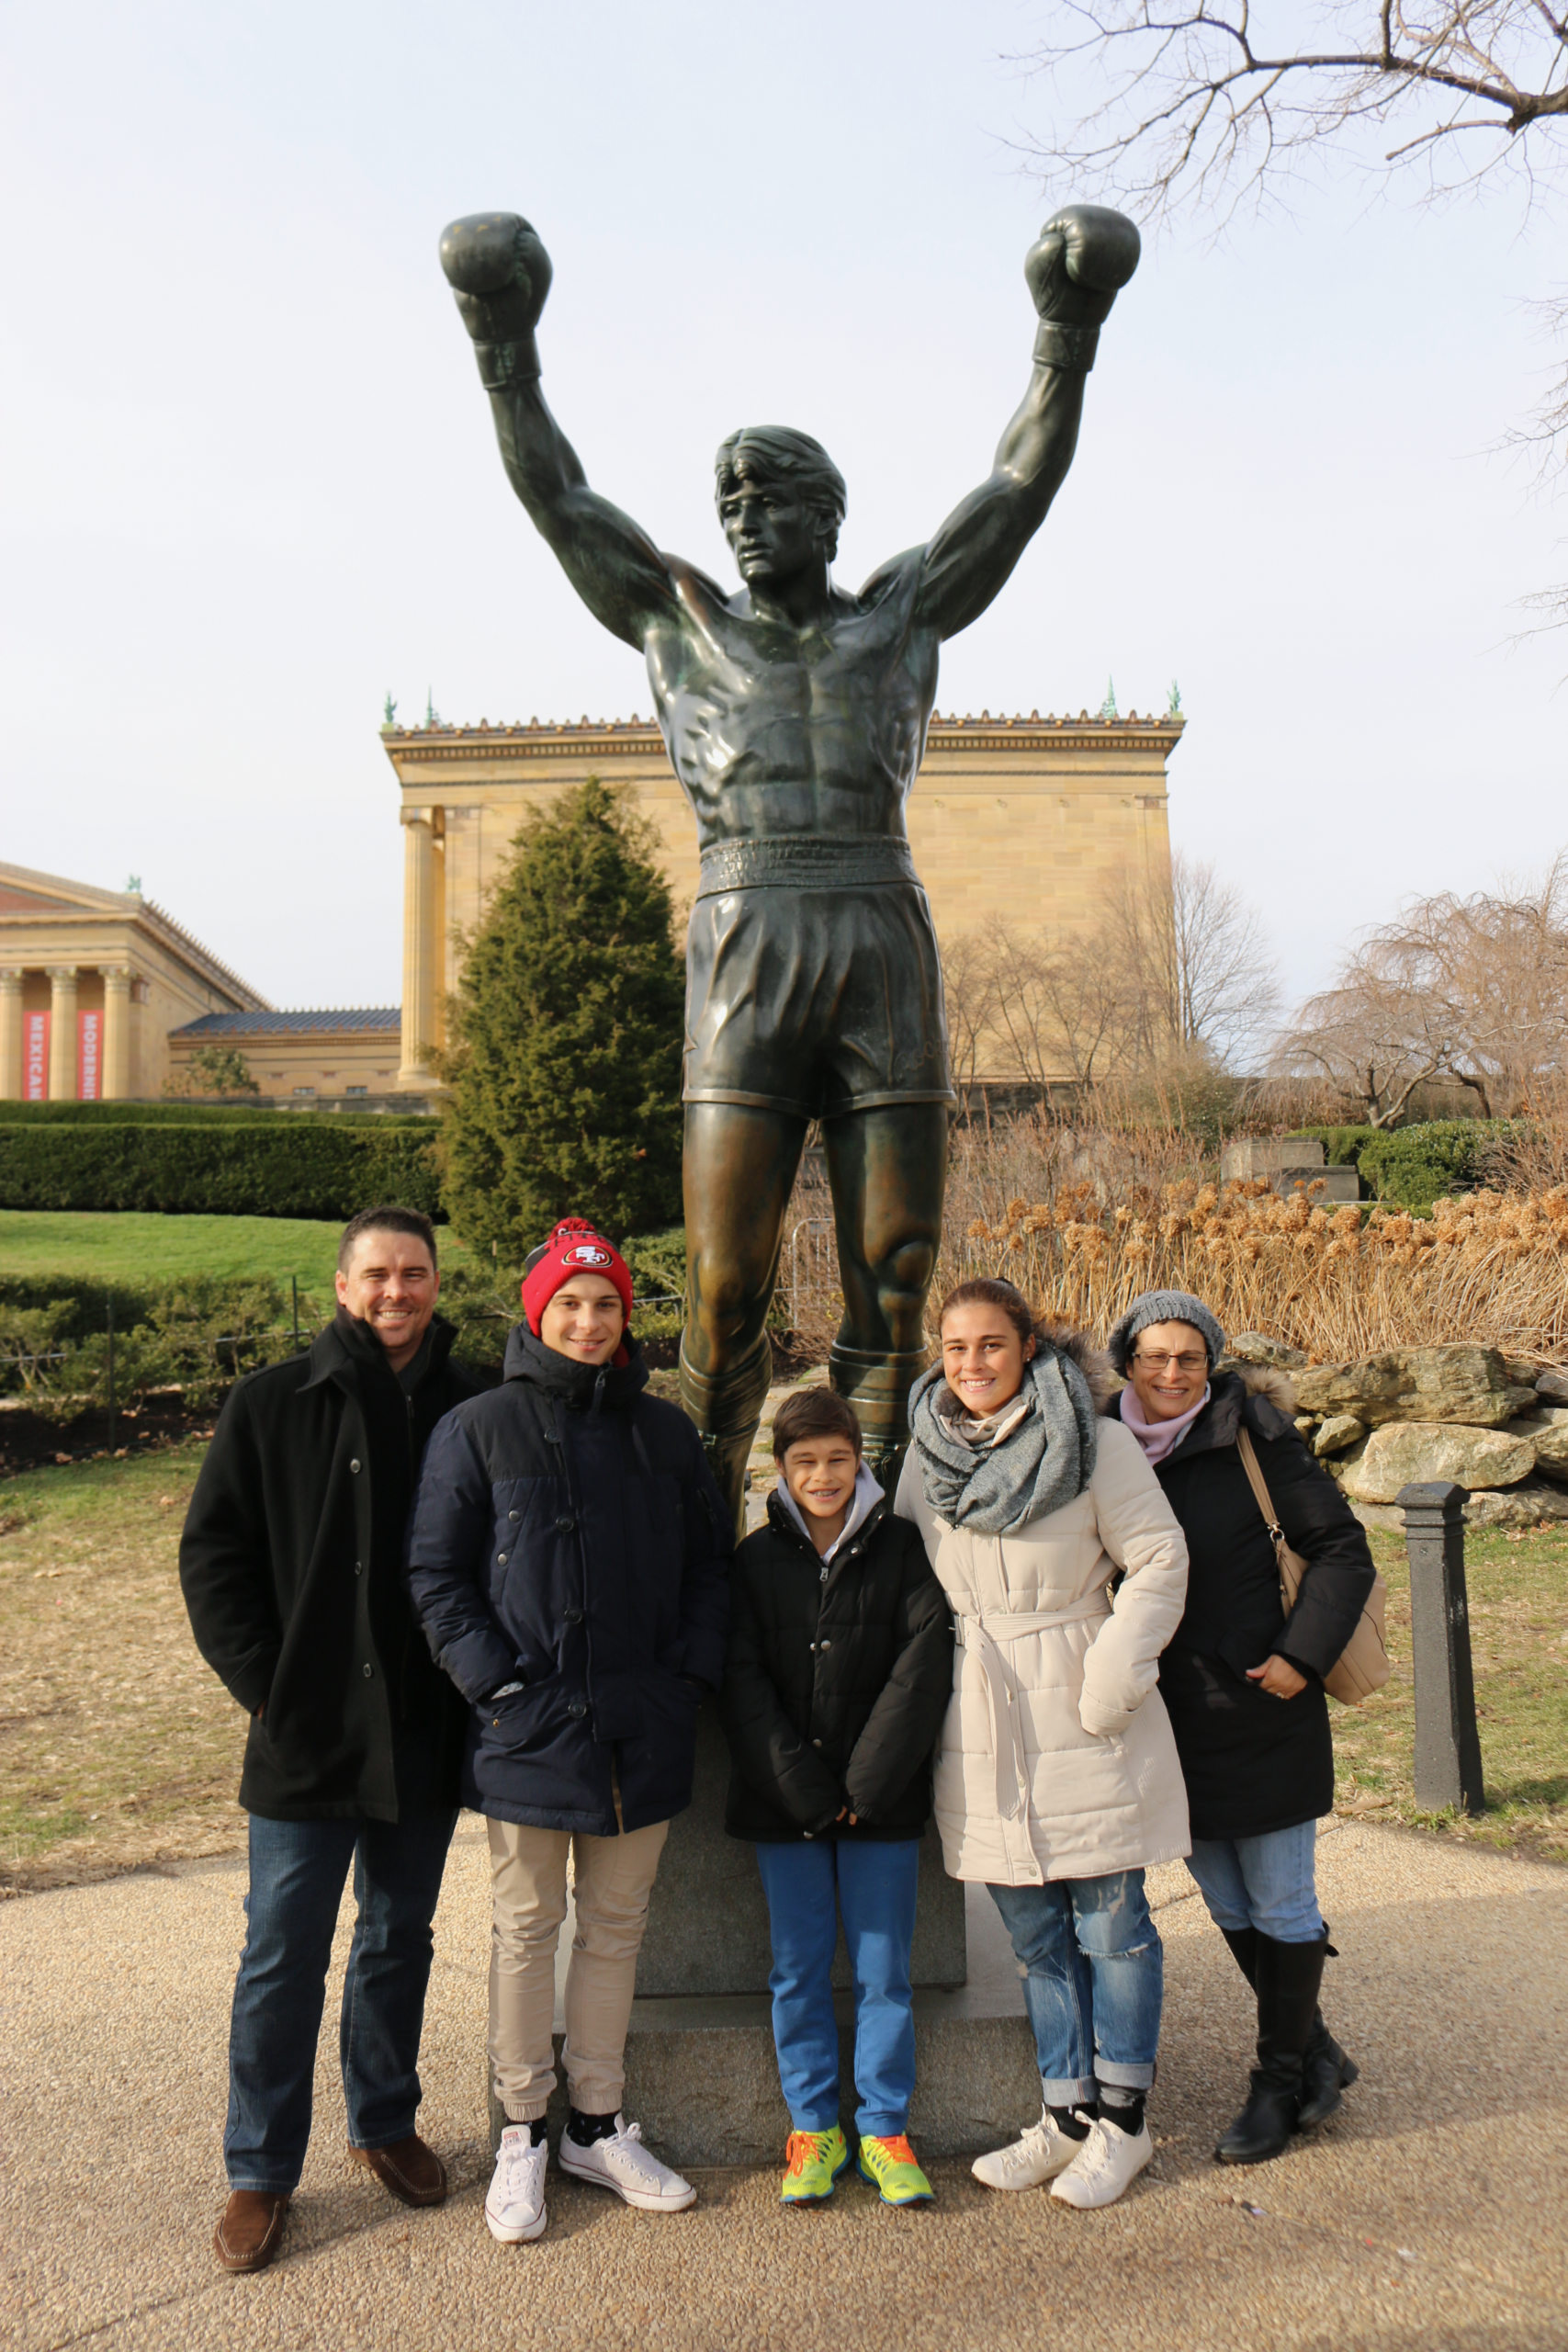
[1220,1925,1258,1986]
[1222,1922,1355,2128]
[1215,1932,1327,2165]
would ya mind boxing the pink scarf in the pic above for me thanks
[1119,1381,1211,1466]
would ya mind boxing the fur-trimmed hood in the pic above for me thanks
[1037,1319,1119,1417]
[1236,1362,1298,1419]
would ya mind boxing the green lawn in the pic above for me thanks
[0,1209,479,1302]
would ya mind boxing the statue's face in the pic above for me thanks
[718,474,824,586]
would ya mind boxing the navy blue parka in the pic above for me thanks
[404,1325,732,1835]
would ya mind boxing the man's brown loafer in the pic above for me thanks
[348,2133,447,2207]
[214,2189,290,2273]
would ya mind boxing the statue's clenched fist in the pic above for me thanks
[438,212,553,390]
[1024,204,1140,374]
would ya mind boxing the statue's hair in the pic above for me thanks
[714,426,847,561]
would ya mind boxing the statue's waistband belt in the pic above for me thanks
[696,834,919,896]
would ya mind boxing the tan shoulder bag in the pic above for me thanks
[1235,1427,1391,1705]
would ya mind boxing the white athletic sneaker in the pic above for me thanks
[1049,2115,1154,2210]
[557,2115,697,2211]
[484,2125,549,2244]
[971,2109,1088,2191]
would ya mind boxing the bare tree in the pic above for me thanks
[1100,851,1282,1068]
[941,929,1003,1102]
[1013,0,1568,630]
[1275,851,1568,1121]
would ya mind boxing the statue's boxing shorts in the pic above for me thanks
[682,834,954,1120]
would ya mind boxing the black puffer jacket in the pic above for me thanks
[404,1326,731,1837]
[1117,1368,1376,1841]
[721,1487,953,1842]
[179,1309,483,1821]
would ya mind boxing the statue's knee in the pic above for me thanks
[687,1249,769,1349]
[874,1237,937,1318]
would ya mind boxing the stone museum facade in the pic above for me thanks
[381,705,1184,1091]
[1,704,1181,1102]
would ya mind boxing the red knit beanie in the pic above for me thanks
[521,1218,635,1337]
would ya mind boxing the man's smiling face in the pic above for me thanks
[335,1228,439,1372]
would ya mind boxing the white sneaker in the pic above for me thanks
[971,2109,1088,2190]
[1049,2116,1154,2210]
[484,2124,549,2244]
[556,2115,697,2212]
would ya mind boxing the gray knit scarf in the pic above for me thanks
[908,1346,1099,1535]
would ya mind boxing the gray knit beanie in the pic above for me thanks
[1107,1290,1226,1376]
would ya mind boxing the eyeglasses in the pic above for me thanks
[1132,1351,1207,1372]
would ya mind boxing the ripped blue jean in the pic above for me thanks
[987,1869,1164,2107]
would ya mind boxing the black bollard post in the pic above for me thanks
[1396,1479,1485,1816]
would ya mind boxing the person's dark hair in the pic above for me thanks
[773,1386,863,1461]
[937,1277,1048,1355]
[337,1204,438,1275]
[714,426,847,562]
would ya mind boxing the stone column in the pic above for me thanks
[47,966,79,1100]
[0,969,23,1100]
[397,808,439,1088]
[100,966,133,1100]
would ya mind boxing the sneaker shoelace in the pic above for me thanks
[785,2131,837,2178]
[867,2134,919,2168]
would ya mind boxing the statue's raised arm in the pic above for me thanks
[439,214,683,650]
[908,206,1141,641]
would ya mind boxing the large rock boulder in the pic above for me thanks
[1313,1412,1367,1458]
[1342,1420,1536,1503]
[1228,1332,1310,1371]
[1504,1409,1568,1485]
[1293,1345,1529,1430]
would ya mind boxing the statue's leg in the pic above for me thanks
[679,1100,808,1537]
[821,1102,948,1492]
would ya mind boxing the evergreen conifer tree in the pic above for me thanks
[436,777,685,1257]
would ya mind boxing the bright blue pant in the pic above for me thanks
[987,1869,1164,2108]
[752,1838,920,2139]
[1185,1823,1325,1943]
[224,1807,456,2192]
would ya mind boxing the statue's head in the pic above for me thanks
[715,426,847,582]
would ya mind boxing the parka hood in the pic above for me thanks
[502,1320,649,1409]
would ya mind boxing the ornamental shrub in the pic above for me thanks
[436,777,685,1258]
[0,1122,441,1219]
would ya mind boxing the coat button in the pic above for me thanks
[567,1699,587,1719]
[819,1639,831,1651]
[350,1459,361,1474]
[563,1607,583,1625]
[812,1737,823,1749]
[509,1510,520,1522]
[497,1553,507,1565]
[354,1561,363,1577]
[556,1515,575,1534]
[362,1663,373,1679]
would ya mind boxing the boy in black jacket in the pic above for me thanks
[721,1389,953,2210]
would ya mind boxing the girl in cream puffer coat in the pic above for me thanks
[896,1278,1190,2212]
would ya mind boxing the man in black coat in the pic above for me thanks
[404,1219,731,2245]
[180,1204,483,2275]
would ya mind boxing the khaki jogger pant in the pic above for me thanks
[486,1814,669,2121]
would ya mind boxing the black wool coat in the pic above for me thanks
[1116,1370,1377,1841]
[403,1326,732,1837]
[720,1490,954,1842]
[179,1310,484,1822]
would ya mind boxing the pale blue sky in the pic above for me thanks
[3,0,1562,1015]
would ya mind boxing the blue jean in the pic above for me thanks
[224,1807,457,2192]
[753,1838,920,2138]
[1185,1823,1325,1943]
[988,1870,1164,2107]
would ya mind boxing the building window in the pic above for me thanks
[345,1085,367,1097]
[293,1086,315,1097]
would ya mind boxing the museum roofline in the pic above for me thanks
[170,1008,400,1037]
[381,708,1185,763]
[0,858,271,1012]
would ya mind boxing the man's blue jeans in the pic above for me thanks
[753,1838,920,2139]
[224,1807,457,2192]
[987,1870,1164,2107]
[1185,1823,1325,1943]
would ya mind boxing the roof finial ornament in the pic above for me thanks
[1100,676,1118,719]
[382,692,398,729]
[1168,678,1181,715]
[425,687,441,729]
[126,875,141,895]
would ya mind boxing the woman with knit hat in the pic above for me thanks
[1105,1289,1375,2165]
[896,1277,1190,2212]
[405,1220,732,2244]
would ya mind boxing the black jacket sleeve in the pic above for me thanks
[842,1529,954,1822]
[1251,1412,1378,1680]
[403,1409,519,1705]
[178,1381,282,1717]
[720,1572,843,1834]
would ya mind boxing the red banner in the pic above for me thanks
[23,1011,49,1101]
[78,1009,102,1100]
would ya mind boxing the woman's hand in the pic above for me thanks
[834,1805,859,1826]
[1247,1654,1307,1700]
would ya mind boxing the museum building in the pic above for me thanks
[0,704,1182,1102]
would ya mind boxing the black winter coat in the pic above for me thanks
[403,1327,732,1837]
[720,1490,953,1842]
[179,1310,483,1821]
[1118,1370,1377,1841]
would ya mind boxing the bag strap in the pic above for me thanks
[1235,1425,1286,1546]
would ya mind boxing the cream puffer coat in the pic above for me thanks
[895,1343,1191,1886]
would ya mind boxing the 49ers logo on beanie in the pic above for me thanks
[521,1217,636,1337]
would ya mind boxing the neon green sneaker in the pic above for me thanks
[856,2132,934,2207]
[781,2126,851,2206]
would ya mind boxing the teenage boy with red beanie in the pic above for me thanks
[404,1220,732,2245]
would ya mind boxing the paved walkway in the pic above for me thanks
[4,1818,1565,2351]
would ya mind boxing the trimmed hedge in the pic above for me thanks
[0,1122,442,1220]
[1296,1121,1496,1216]
[0,1101,431,1126]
